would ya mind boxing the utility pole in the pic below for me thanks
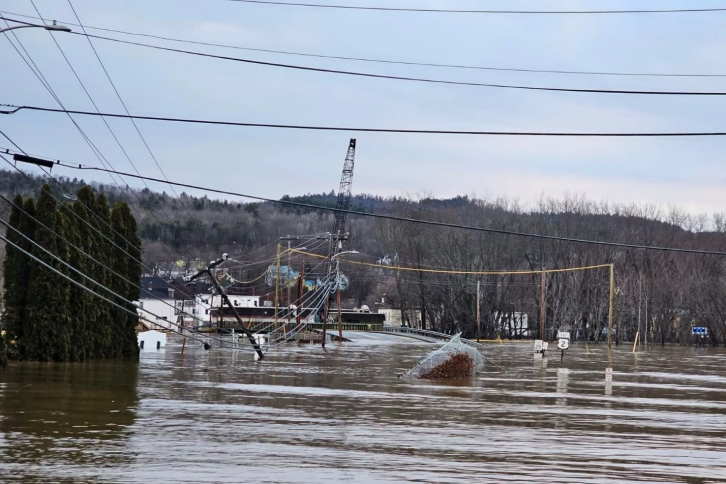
[296,261,305,327]
[280,236,300,330]
[337,259,343,342]
[476,280,481,342]
[319,233,348,349]
[539,269,546,341]
[274,242,281,334]
[615,287,623,346]
[607,264,615,349]
[186,255,264,359]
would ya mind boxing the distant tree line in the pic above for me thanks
[1,184,141,363]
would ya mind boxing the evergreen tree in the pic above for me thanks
[52,210,72,361]
[111,202,141,359]
[124,204,142,359]
[25,185,65,361]
[2,195,27,359]
[93,193,114,358]
[71,198,97,360]
[64,205,87,361]
[76,186,103,358]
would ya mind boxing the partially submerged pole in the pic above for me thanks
[476,279,481,342]
[539,269,546,341]
[274,242,281,333]
[208,269,265,360]
[336,260,343,342]
[607,264,615,349]
[297,261,304,328]
[632,331,640,353]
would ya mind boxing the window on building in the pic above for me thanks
[205,310,209,315]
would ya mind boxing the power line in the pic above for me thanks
[0,154,150,270]
[6,104,726,137]
[7,151,724,256]
[63,0,197,223]
[26,2,197,269]
[224,0,726,15]
[0,14,175,266]
[56,32,726,96]
[0,208,215,335]
[2,11,725,79]
[0,230,215,346]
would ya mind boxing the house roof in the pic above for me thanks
[139,276,173,300]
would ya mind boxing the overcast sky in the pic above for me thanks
[2,0,726,215]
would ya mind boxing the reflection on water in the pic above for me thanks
[0,362,138,483]
[2,339,726,483]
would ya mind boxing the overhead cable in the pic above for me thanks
[64,0,197,222]
[0,231,214,345]
[2,11,724,78]
[59,32,726,96]
[7,152,724,256]
[5,105,726,137]
[224,0,726,15]
[289,249,612,275]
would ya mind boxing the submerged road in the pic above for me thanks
[340,331,440,344]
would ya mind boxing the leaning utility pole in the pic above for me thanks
[187,254,264,360]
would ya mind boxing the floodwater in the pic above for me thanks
[1,338,726,483]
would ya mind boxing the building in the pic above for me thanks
[378,308,423,328]
[136,277,178,331]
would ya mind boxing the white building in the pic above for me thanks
[136,277,178,331]
[182,294,261,328]
[379,308,422,328]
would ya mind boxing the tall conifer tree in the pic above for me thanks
[2,195,27,359]
[94,193,114,358]
[25,186,61,361]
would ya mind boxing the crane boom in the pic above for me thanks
[321,139,356,346]
[330,138,356,245]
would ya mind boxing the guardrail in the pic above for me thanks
[379,326,486,348]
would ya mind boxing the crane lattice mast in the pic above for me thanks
[320,139,356,346]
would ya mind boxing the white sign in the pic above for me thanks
[542,341,549,351]
[534,340,543,352]
[556,331,571,340]
[605,367,613,382]
[557,338,570,350]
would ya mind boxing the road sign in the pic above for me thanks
[556,331,571,340]
[534,340,543,352]
[605,367,613,382]
[692,327,708,336]
[557,338,570,350]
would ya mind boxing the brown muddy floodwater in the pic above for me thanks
[1,337,726,483]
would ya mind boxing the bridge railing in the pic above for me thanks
[380,326,486,348]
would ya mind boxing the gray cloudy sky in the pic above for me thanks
[2,0,726,214]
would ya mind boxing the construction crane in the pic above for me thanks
[321,139,357,346]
